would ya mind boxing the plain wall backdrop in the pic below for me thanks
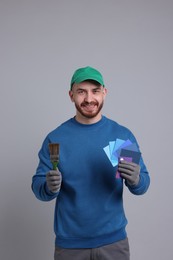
[0,0,173,259]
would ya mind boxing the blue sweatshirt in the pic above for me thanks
[32,116,150,248]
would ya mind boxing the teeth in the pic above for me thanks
[85,105,95,108]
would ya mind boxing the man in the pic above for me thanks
[32,66,150,260]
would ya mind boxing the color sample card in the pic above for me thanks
[120,149,141,164]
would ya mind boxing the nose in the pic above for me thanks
[84,91,93,102]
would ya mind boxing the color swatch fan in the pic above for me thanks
[103,139,141,178]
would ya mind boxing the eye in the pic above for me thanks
[77,89,85,95]
[93,89,101,94]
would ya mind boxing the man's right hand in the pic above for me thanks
[46,170,62,193]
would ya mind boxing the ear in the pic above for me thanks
[103,87,107,99]
[69,90,74,102]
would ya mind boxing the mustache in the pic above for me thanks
[81,101,98,106]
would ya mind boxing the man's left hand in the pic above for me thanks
[118,159,140,186]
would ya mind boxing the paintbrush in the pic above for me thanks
[48,143,60,170]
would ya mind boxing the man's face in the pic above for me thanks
[69,81,107,123]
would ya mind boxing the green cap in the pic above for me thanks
[70,66,104,90]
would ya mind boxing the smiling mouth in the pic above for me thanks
[81,103,97,111]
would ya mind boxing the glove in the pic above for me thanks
[46,170,62,193]
[118,159,140,186]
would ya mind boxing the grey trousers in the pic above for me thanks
[54,238,130,260]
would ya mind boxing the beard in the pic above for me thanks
[75,101,104,119]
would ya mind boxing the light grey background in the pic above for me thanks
[0,0,172,259]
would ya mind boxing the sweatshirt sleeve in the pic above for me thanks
[31,136,59,201]
[125,132,150,195]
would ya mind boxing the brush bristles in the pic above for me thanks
[49,143,60,162]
